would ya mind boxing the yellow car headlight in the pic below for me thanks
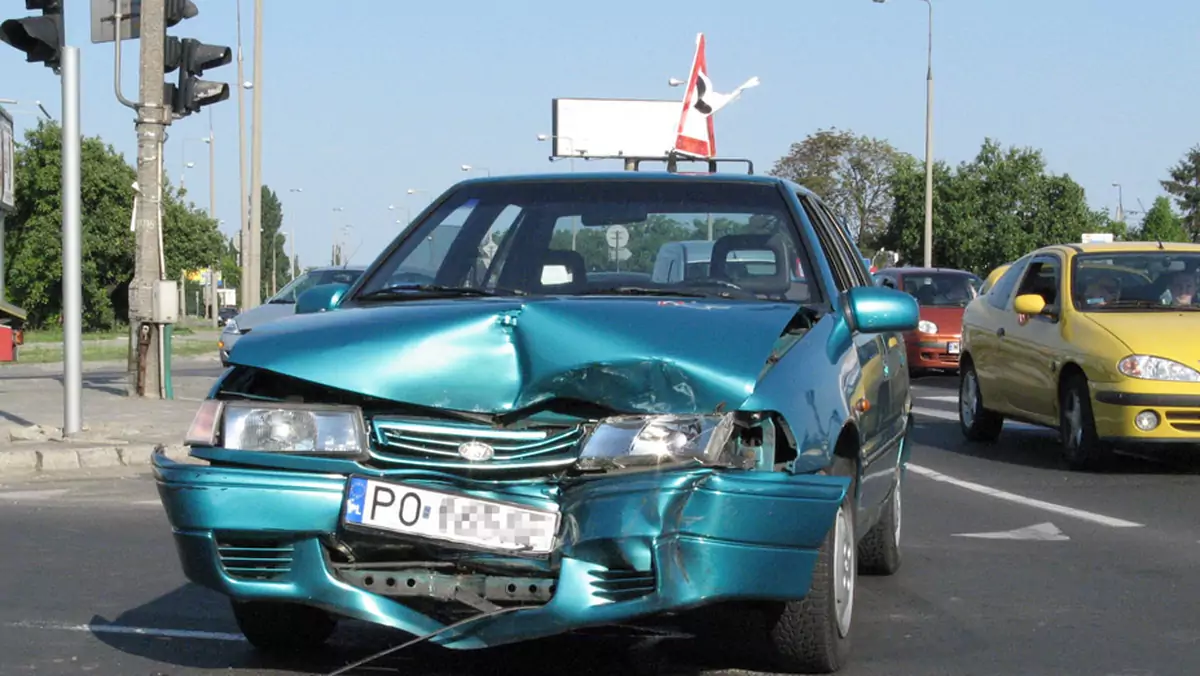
[1117,355,1200,383]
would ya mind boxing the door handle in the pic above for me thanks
[996,327,1006,337]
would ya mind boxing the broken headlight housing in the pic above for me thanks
[575,413,754,471]
[185,400,368,456]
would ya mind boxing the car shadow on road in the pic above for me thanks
[88,584,773,675]
[914,419,1200,476]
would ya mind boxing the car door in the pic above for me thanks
[800,195,899,520]
[966,256,1029,415]
[997,254,1065,424]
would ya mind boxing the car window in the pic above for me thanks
[901,272,977,308]
[1071,252,1200,311]
[797,194,855,293]
[1015,257,1061,308]
[266,270,322,304]
[813,198,872,287]
[321,269,364,286]
[356,180,820,304]
[987,257,1030,310]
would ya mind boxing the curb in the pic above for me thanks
[0,442,194,477]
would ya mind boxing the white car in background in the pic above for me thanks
[219,266,365,365]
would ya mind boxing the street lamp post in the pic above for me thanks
[1111,182,1125,222]
[875,0,934,268]
[461,164,491,177]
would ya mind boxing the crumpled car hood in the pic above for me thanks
[226,297,802,416]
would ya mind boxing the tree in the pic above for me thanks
[879,138,1114,275]
[1135,196,1188,242]
[3,120,223,330]
[258,185,289,298]
[1160,146,1200,241]
[770,128,907,248]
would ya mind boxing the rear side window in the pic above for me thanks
[987,257,1030,309]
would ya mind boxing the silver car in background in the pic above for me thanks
[219,266,365,365]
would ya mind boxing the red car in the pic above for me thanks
[871,267,982,374]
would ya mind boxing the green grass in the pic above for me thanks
[6,337,216,364]
[25,325,197,343]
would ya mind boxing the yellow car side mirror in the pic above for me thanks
[1013,293,1048,316]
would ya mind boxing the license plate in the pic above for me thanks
[947,341,960,354]
[342,477,559,554]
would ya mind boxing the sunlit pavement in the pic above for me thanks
[3,373,1200,675]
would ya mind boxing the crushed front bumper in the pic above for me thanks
[152,451,849,650]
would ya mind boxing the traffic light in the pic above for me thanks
[172,38,231,115]
[163,1,231,118]
[0,0,64,72]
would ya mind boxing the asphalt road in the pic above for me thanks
[4,373,1200,675]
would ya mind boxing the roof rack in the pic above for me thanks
[554,152,755,175]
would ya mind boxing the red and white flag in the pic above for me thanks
[673,33,760,158]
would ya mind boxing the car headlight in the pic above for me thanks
[185,400,368,455]
[575,413,754,471]
[918,320,938,334]
[1117,355,1200,383]
[222,319,239,334]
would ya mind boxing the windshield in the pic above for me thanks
[1071,252,1200,311]
[901,272,980,307]
[355,180,817,303]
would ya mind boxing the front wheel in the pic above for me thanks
[231,600,337,654]
[1059,374,1110,471]
[763,498,855,673]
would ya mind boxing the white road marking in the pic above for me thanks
[911,406,1046,431]
[920,394,961,403]
[0,489,71,501]
[7,619,245,642]
[954,522,1070,541]
[907,464,1144,528]
[131,499,161,506]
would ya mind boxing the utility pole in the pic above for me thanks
[208,107,218,327]
[128,0,169,398]
[235,0,250,311]
[246,0,264,309]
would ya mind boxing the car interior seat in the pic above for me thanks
[709,234,790,297]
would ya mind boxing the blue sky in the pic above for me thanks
[2,0,1197,271]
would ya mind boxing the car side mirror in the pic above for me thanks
[295,283,349,315]
[842,286,920,334]
[1013,293,1052,317]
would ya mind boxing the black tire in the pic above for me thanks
[959,361,1004,442]
[231,600,337,654]
[857,471,901,576]
[762,485,856,673]
[1059,373,1110,471]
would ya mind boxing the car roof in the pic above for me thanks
[1035,241,1200,256]
[311,265,367,272]
[885,267,979,276]
[450,171,820,196]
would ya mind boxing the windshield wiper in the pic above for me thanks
[357,284,524,300]
[573,286,712,298]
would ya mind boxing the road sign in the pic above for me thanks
[605,224,629,249]
[0,105,12,211]
[1081,232,1114,244]
[608,247,632,263]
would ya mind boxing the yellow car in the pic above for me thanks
[958,241,1200,470]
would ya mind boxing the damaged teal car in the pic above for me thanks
[154,170,918,674]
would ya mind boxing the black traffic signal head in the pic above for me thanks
[0,0,63,71]
[171,37,232,115]
[181,38,231,76]
[165,0,199,27]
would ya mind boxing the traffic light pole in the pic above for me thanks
[61,44,82,433]
[128,0,169,398]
